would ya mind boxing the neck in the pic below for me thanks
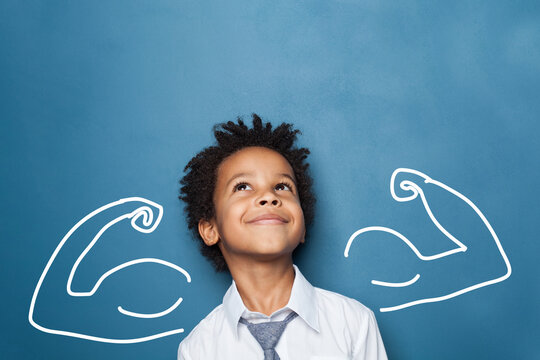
[229,257,295,316]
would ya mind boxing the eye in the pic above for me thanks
[233,182,252,192]
[275,182,292,191]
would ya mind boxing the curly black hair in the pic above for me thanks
[179,113,316,272]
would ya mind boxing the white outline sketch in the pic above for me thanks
[344,168,512,312]
[28,197,192,343]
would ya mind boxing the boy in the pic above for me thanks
[178,114,387,359]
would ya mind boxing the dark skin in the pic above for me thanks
[198,147,306,316]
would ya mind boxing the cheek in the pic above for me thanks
[291,203,306,241]
[216,200,246,230]
[288,199,305,225]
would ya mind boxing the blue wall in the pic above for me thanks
[2,1,539,359]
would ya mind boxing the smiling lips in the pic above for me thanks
[247,214,288,225]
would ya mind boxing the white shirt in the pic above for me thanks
[178,264,387,360]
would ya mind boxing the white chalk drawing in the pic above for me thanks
[371,273,421,288]
[344,168,512,312]
[28,197,191,343]
[117,296,185,319]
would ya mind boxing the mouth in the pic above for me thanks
[247,214,288,225]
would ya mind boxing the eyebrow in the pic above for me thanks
[225,172,297,188]
[225,173,253,188]
[280,173,297,185]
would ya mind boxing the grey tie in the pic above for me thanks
[239,311,298,360]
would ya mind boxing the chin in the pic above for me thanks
[254,241,300,255]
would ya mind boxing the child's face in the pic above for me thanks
[199,146,305,264]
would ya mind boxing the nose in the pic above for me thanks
[257,191,282,207]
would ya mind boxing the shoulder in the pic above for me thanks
[177,304,227,359]
[314,286,376,327]
[313,287,386,357]
[315,286,373,314]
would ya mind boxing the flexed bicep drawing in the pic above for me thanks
[344,168,512,312]
[28,197,191,343]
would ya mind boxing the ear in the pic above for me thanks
[300,228,306,244]
[198,218,220,246]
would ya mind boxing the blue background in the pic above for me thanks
[2,1,539,359]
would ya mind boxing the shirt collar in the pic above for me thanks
[223,264,320,339]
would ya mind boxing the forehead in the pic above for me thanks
[216,146,295,181]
